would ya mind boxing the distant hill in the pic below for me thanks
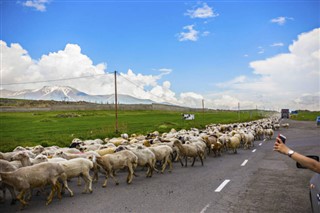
[0,86,155,105]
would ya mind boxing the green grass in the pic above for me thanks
[289,110,320,121]
[0,109,265,152]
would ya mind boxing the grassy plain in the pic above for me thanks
[289,110,320,121]
[0,109,265,152]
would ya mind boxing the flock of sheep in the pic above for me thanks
[0,115,289,209]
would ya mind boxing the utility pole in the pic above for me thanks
[238,102,240,121]
[202,99,205,126]
[114,71,118,133]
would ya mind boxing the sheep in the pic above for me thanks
[58,158,93,197]
[226,135,240,154]
[173,140,204,167]
[0,151,19,161]
[0,159,17,205]
[202,134,218,155]
[11,151,48,167]
[0,162,65,209]
[210,140,223,157]
[96,150,138,187]
[281,123,289,128]
[264,129,274,140]
[96,147,116,156]
[148,145,173,173]
[54,151,100,183]
[124,145,156,178]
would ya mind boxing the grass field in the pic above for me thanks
[0,109,266,152]
[289,110,320,121]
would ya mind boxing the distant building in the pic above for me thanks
[281,109,290,119]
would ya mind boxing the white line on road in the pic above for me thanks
[200,203,211,213]
[252,149,257,153]
[259,143,262,146]
[215,179,230,192]
[241,159,248,166]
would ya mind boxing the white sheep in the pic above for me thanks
[173,140,204,167]
[148,145,173,173]
[96,150,138,187]
[125,145,156,178]
[0,162,65,209]
[226,135,241,154]
[0,159,17,205]
[54,151,100,183]
[11,151,48,167]
[58,158,93,197]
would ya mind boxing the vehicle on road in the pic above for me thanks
[297,155,320,213]
[316,116,320,126]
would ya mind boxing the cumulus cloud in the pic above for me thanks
[0,41,184,105]
[185,3,219,19]
[211,28,320,110]
[270,16,294,25]
[178,25,199,42]
[21,0,51,12]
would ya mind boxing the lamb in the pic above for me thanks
[173,140,204,167]
[0,159,17,205]
[96,150,138,187]
[148,145,173,173]
[0,162,65,208]
[58,158,93,197]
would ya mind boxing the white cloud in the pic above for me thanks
[21,0,51,12]
[209,28,320,111]
[270,42,284,47]
[2,28,319,111]
[185,3,219,19]
[178,25,199,42]
[270,16,294,25]
[0,41,179,104]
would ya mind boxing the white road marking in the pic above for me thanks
[241,159,248,166]
[252,149,257,153]
[215,179,230,192]
[259,143,262,146]
[200,202,211,213]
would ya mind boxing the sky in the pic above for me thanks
[1,0,320,111]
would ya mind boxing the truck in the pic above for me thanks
[281,109,290,119]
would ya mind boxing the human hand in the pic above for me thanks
[273,137,290,155]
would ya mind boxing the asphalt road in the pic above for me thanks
[1,119,319,213]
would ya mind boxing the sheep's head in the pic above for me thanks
[11,151,28,161]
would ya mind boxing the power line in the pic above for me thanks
[1,73,110,86]
[118,72,165,101]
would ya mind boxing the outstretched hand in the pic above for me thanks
[273,137,290,155]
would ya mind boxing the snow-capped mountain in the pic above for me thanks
[0,86,155,104]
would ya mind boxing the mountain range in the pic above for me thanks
[0,86,156,105]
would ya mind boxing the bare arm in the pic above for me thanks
[273,137,320,174]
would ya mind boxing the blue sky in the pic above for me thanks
[1,0,320,110]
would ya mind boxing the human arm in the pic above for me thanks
[273,137,320,174]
